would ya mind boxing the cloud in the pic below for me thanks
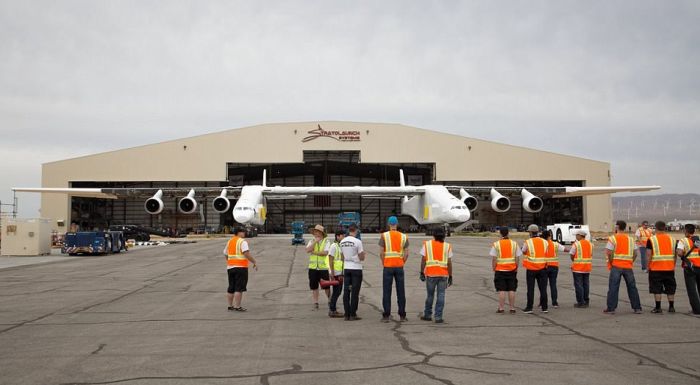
[1,0,698,217]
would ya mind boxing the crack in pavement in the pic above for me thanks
[24,317,293,326]
[90,343,106,355]
[435,352,590,366]
[261,246,297,300]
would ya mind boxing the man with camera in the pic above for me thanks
[676,224,700,315]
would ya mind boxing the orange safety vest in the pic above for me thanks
[544,239,560,267]
[680,237,700,268]
[637,227,652,246]
[522,237,547,271]
[571,239,593,273]
[382,230,407,268]
[494,239,518,272]
[423,240,450,277]
[226,236,248,268]
[608,234,634,270]
[648,233,676,271]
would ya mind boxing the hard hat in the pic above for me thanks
[527,224,539,233]
[388,216,399,225]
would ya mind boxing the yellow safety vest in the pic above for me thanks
[309,238,329,270]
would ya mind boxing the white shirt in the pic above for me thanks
[489,240,523,258]
[223,239,250,269]
[340,235,364,270]
[306,238,330,254]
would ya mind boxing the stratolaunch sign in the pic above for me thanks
[302,124,361,142]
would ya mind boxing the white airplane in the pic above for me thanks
[13,170,660,226]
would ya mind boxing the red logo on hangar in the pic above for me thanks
[302,124,361,142]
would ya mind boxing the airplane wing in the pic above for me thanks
[262,186,425,197]
[12,187,243,199]
[444,185,660,198]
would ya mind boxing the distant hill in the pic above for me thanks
[612,194,700,222]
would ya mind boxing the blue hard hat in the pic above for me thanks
[388,216,399,225]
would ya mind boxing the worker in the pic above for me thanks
[224,227,258,312]
[306,224,331,310]
[636,220,653,272]
[647,221,677,314]
[419,228,453,323]
[341,223,365,321]
[604,220,643,314]
[490,227,521,314]
[676,224,700,315]
[380,216,409,322]
[542,229,568,309]
[570,229,593,308]
[521,224,549,314]
[327,229,346,318]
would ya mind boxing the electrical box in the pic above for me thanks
[1,218,53,256]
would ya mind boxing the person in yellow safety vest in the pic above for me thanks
[327,229,346,318]
[521,224,549,314]
[380,216,409,322]
[646,221,677,314]
[676,224,700,315]
[636,220,653,272]
[570,229,593,308]
[224,227,258,312]
[419,227,453,324]
[490,227,522,314]
[542,229,569,309]
[306,224,331,310]
[604,220,643,314]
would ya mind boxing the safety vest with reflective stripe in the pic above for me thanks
[523,237,548,271]
[329,243,344,274]
[572,239,593,273]
[648,234,676,271]
[494,239,518,272]
[609,234,634,270]
[637,228,652,246]
[544,240,560,267]
[382,230,407,268]
[424,240,450,277]
[309,238,329,270]
[680,237,700,268]
[226,236,248,268]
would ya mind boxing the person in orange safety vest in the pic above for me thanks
[224,227,258,312]
[647,221,677,314]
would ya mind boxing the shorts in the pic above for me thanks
[308,269,330,290]
[648,271,676,295]
[227,268,248,293]
[494,271,518,292]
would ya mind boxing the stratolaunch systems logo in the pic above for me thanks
[302,124,361,142]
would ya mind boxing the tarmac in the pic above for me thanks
[0,234,698,385]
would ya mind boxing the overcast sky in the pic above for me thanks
[1,0,698,217]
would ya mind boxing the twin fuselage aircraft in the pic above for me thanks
[14,170,660,226]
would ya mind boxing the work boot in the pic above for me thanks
[381,316,391,323]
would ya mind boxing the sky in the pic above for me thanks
[1,0,699,217]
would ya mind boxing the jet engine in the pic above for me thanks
[178,189,198,214]
[212,189,231,213]
[521,189,544,213]
[490,189,511,213]
[144,190,164,215]
[459,188,479,211]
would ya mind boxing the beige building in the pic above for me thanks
[39,121,613,233]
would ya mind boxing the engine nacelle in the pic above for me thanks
[144,190,164,215]
[490,189,511,213]
[212,189,231,213]
[521,189,544,213]
[459,188,479,211]
[178,189,198,214]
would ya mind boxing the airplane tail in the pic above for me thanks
[399,169,408,203]
[262,169,267,188]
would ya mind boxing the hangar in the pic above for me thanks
[38,122,613,233]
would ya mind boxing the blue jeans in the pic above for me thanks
[639,247,648,270]
[424,276,448,320]
[572,272,590,305]
[606,267,642,311]
[329,275,343,312]
[545,266,559,306]
[382,267,406,317]
[525,269,548,311]
[343,269,363,317]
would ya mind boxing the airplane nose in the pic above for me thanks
[233,210,254,224]
[454,210,470,223]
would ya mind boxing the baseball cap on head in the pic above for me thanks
[527,224,539,233]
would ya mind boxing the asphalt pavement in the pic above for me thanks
[0,234,698,385]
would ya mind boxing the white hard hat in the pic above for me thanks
[575,229,588,237]
[527,224,539,233]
